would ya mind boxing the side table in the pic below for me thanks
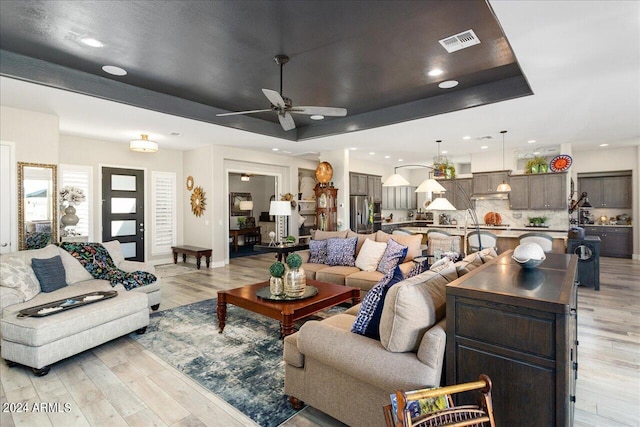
[171,245,212,269]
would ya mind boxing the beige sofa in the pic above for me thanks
[284,249,497,427]
[0,241,160,375]
[299,230,424,293]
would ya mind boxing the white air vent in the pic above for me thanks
[439,29,481,53]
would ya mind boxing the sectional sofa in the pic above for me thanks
[0,241,160,375]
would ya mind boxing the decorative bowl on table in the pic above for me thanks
[512,243,546,269]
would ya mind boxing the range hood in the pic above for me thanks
[470,193,510,201]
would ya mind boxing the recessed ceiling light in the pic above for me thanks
[528,140,536,144]
[441,150,448,154]
[463,136,471,140]
[533,151,540,155]
[282,150,292,154]
[600,143,609,147]
[384,155,390,159]
[81,37,104,48]
[272,148,279,151]
[398,159,404,162]
[349,147,357,150]
[310,115,324,120]
[102,65,127,76]
[438,80,459,89]
[428,68,443,77]
[369,152,375,155]
[481,146,488,149]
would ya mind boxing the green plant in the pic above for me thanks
[286,235,296,243]
[269,261,285,278]
[539,216,548,224]
[237,217,246,227]
[525,156,548,174]
[286,253,303,270]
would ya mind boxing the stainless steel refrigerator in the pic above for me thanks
[350,195,378,233]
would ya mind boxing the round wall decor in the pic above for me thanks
[190,186,206,217]
[315,161,333,183]
[186,176,194,191]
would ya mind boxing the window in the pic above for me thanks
[59,164,92,239]
[152,171,176,255]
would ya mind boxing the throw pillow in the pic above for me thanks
[375,230,422,262]
[308,239,328,264]
[326,237,358,266]
[31,256,68,293]
[477,247,498,263]
[0,258,37,302]
[377,238,408,274]
[354,239,387,272]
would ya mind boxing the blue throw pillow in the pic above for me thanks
[31,255,68,293]
[308,239,328,264]
[377,238,408,274]
[326,237,358,266]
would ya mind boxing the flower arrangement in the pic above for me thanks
[269,261,285,278]
[286,253,303,270]
[59,186,86,205]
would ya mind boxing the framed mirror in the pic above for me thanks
[229,192,252,216]
[18,162,58,250]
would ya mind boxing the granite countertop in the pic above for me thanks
[402,226,569,239]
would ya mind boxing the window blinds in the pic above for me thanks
[152,171,176,255]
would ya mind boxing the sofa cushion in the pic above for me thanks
[102,240,125,265]
[326,237,357,266]
[454,252,484,276]
[375,231,422,262]
[0,245,60,302]
[377,239,407,273]
[301,262,329,280]
[380,261,456,352]
[355,239,387,272]
[345,270,385,292]
[308,239,328,264]
[31,256,68,293]
[346,231,377,255]
[316,266,361,286]
[312,230,349,240]
[478,247,498,263]
[57,247,93,284]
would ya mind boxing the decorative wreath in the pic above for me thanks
[190,186,206,217]
[186,176,194,191]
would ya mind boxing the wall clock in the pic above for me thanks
[191,186,206,217]
[186,176,194,191]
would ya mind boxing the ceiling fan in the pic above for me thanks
[216,55,347,131]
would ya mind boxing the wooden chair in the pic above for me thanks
[384,374,496,427]
[519,232,554,252]
[466,231,498,254]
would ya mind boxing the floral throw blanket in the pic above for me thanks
[58,242,157,291]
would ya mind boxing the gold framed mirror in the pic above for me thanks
[18,162,58,250]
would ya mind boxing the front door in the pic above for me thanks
[101,167,145,261]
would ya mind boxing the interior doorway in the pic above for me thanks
[0,142,16,253]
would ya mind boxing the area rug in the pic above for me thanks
[229,245,263,259]
[130,298,346,427]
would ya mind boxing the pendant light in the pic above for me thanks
[496,130,511,192]
[130,134,158,153]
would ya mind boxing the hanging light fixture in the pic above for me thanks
[240,174,251,182]
[496,130,511,192]
[130,134,158,153]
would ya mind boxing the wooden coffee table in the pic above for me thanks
[217,279,360,337]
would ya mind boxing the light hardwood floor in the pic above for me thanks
[1,254,639,426]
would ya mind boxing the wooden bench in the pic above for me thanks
[171,245,212,270]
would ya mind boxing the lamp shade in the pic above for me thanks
[415,179,447,193]
[239,200,253,211]
[383,173,410,187]
[496,182,512,192]
[581,196,593,208]
[269,201,292,216]
[130,134,158,152]
[424,196,457,211]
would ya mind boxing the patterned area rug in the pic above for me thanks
[131,298,346,427]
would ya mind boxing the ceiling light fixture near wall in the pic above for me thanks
[81,37,104,47]
[240,174,251,182]
[496,130,511,192]
[102,65,127,76]
[130,134,158,153]
[428,68,443,77]
[438,80,459,89]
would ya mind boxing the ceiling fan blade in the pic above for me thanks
[216,109,272,117]
[291,106,347,117]
[278,112,296,131]
[262,89,286,108]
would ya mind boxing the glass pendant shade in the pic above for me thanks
[496,182,512,192]
[130,134,158,152]
[415,179,447,193]
[424,197,457,211]
[383,173,410,187]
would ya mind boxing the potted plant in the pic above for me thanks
[525,156,548,174]
[237,217,247,228]
[285,235,296,245]
[284,253,306,297]
[539,216,548,227]
[269,261,285,296]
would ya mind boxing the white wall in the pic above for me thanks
[183,145,214,255]
[0,106,59,164]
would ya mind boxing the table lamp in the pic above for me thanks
[239,200,254,217]
[269,201,292,244]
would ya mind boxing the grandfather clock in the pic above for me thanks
[314,184,338,231]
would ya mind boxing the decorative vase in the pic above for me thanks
[531,164,539,174]
[269,276,284,296]
[60,205,79,226]
[284,266,306,297]
[540,164,549,173]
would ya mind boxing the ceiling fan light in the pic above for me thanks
[130,134,158,152]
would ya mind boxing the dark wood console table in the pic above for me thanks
[171,245,212,269]
[229,227,261,253]
[446,250,578,426]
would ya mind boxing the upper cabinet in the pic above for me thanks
[439,178,472,210]
[349,172,382,202]
[473,171,509,194]
[508,175,529,210]
[579,175,631,209]
[508,172,567,210]
[382,186,417,209]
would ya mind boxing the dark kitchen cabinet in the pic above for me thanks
[472,171,509,194]
[579,175,631,208]
[350,172,382,203]
[529,173,566,210]
[368,175,382,202]
[584,226,632,258]
[382,186,395,209]
[349,173,368,196]
[508,175,529,209]
[382,186,417,209]
[447,251,578,426]
[440,179,472,210]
